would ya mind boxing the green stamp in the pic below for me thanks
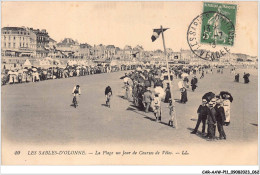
[200,2,237,46]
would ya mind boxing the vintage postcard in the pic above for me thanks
[1,1,258,167]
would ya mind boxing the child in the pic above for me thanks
[168,99,175,127]
[153,93,162,122]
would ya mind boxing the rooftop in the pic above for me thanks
[2,27,26,31]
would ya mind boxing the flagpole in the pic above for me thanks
[160,25,178,129]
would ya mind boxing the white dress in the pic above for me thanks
[223,100,231,123]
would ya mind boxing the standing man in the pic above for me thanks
[200,70,204,79]
[206,97,217,141]
[191,98,208,135]
[215,96,226,140]
[191,76,198,92]
[143,87,153,113]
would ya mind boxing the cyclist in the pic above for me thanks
[72,85,81,107]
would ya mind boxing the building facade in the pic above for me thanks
[1,27,32,57]
[29,28,50,57]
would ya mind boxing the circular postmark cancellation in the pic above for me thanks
[187,11,235,61]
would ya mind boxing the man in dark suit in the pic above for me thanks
[191,76,198,92]
[191,98,208,135]
[215,96,226,140]
[206,98,217,141]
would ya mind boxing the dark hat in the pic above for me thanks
[202,92,215,102]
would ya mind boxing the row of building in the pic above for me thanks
[1,26,157,60]
[1,26,257,63]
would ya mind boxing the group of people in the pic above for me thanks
[71,62,240,142]
[1,64,130,86]
[234,72,250,84]
[191,91,233,141]
[118,64,236,140]
[231,67,251,84]
[119,64,212,126]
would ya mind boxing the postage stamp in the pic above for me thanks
[187,2,237,61]
[200,2,237,46]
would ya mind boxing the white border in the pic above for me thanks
[0,0,259,174]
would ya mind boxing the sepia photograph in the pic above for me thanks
[1,1,258,168]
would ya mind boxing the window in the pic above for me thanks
[23,43,24,47]
[13,43,16,48]
[18,32,19,34]
[14,36,15,40]
[21,32,23,34]
[4,36,6,40]
[4,43,6,47]
[26,43,28,47]
[8,43,11,48]
[20,43,21,47]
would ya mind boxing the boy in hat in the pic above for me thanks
[168,98,175,127]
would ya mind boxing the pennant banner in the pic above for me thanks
[151,28,169,42]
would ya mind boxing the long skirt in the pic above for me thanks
[164,91,171,103]
[181,90,188,103]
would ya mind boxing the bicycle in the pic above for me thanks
[72,94,80,108]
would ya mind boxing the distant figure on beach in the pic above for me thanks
[235,73,239,82]
[200,70,204,79]
[243,73,250,84]
[191,76,198,92]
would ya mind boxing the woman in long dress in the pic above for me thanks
[164,83,171,103]
[180,87,188,104]
[223,99,231,126]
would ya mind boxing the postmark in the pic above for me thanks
[187,2,237,61]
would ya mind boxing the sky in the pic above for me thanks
[1,1,258,56]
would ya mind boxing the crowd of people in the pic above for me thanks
[1,63,135,86]
[115,63,239,141]
[119,64,213,126]
[4,60,252,141]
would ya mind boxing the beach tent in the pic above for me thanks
[23,59,32,68]
[110,60,118,66]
